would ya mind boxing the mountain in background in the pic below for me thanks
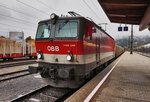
[115,35,150,48]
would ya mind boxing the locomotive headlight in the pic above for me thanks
[66,55,72,61]
[37,53,42,59]
[50,13,59,20]
[50,13,55,19]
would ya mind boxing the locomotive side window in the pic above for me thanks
[36,24,51,38]
[55,22,77,37]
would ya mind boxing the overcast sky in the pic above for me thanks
[0,0,149,39]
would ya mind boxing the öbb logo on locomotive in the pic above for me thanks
[47,46,59,51]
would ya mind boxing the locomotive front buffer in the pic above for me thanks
[28,65,74,82]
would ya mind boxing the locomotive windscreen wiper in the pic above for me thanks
[36,23,51,39]
[58,20,69,32]
[40,23,51,38]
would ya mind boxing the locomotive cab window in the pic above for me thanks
[55,21,78,37]
[36,24,51,38]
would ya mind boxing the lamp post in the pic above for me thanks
[130,25,133,54]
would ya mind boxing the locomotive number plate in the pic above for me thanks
[47,46,59,51]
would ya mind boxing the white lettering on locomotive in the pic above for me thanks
[47,46,59,51]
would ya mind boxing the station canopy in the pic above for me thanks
[98,0,150,31]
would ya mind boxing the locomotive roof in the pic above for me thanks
[38,16,85,23]
[38,16,114,40]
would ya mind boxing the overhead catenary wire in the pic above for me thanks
[0,22,36,31]
[90,0,100,13]
[90,0,107,20]
[0,25,34,32]
[82,0,102,21]
[16,0,50,16]
[36,0,61,14]
[0,25,37,33]
[77,2,93,17]
[0,1,45,38]
[0,0,119,39]
[0,4,41,21]
[80,0,111,27]
[77,0,108,26]
[0,13,37,25]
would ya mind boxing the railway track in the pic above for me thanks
[10,85,73,102]
[0,60,37,69]
[0,69,31,82]
[0,57,36,63]
[137,52,150,58]
[3,59,115,102]
[1,57,116,102]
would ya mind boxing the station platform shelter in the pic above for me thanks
[65,52,150,102]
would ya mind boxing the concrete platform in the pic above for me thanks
[92,52,150,102]
[65,52,150,102]
[0,64,37,75]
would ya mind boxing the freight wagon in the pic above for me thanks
[0,37,36,60]
[115,45,124,57]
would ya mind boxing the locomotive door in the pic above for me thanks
[96,37,100,63]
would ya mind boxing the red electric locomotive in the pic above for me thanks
[29,13,115,88]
